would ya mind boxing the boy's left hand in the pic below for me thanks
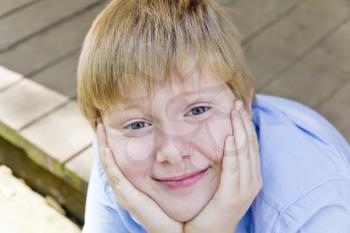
[184,100,263,233]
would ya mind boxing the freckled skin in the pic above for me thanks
[103,67,245,222]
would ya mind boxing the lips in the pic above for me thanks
[155,167,209,181]
[156,167,209,189]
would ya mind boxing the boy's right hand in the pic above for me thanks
[96,123,184,233]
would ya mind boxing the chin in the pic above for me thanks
[164,199,207,222]
[150,168,220,222]
[169,208,200,222]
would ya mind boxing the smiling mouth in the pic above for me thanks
[155,167,209,181]
[155,167,209,189]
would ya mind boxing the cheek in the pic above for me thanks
[107,134,154,180]
[187,114,232,167]
[205,113,232,161]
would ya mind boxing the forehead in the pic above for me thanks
[121,66,227,104]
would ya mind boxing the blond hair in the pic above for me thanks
[77,0,254,130]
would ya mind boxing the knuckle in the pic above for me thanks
[244,189,255,199]
[236,143,249,155]
[227,196,241,206]
[223,158,238,173]
[252,183,262,196]
[240,187,257,200]
[237,136,249,150]
[110,176,121,187]
[106,167,114,176]
[224,142,235,154]
[248,137,256,147]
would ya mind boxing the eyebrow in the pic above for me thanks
[121,83,226,111]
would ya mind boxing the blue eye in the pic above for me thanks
[126,121,151,130]
[125,106,211,131]
[188,106,211,116]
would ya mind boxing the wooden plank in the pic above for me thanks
[0,3,106,76]
[0,0,104,52]
[0,66,22,90]
[30,52,79,98]
[0,166,81,233]
[0,0,39,17]
[20,102,93,164]
[0,138,86,224]
[229,0,302,41]
[65,146,93,183]
[243,0,350,90]
[261,20,350,108]
[0,79,67,130]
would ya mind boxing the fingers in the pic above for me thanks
[96,124,128,204]
[183,101,261,233]
[216,99,262,201]
[96,124,130,189]
[96,124,123,180]
[215,100,248,201]
[219,135,239,200]
[231,101,249,158]
[104,147,123,188]
[231,101,251,193]
[239,104,262,186]
[96,124,138,208]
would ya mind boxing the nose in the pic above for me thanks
[154,133,190,164]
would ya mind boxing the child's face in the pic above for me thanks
[103,67,244,222]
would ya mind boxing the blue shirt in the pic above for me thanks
[82,94,350,233]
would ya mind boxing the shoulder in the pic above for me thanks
[252,178,350,233]
[252,94,350,157]
[251,94,350,232]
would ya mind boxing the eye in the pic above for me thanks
[186,105,212,117]
[125,121,152,130]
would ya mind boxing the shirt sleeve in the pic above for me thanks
[274,178,350,233]
[82,137,130,233]
[297,205,350,233]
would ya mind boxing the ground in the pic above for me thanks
[0,165,81,233]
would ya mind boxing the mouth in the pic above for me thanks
[155,167,209,189]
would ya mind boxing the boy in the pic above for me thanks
[77,0,350,232]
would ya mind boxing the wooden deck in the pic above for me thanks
[0,0,349,224]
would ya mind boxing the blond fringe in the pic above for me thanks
[77,0,254,130]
